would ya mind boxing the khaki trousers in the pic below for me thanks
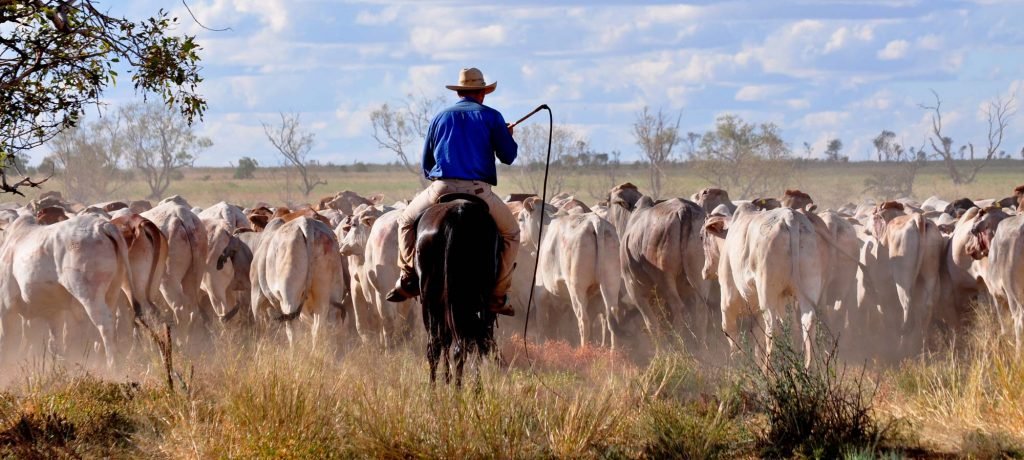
[397,179,520,297]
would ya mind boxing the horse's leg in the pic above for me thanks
[442,341,452,385]
[426,335,441,385]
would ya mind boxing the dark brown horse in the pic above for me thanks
[415,193,501,386]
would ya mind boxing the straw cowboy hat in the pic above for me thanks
[445,67,497,94]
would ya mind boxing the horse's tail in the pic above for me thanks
[440,197,499,346]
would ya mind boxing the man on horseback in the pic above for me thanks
[386,67,519,316]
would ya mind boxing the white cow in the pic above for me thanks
[198,202,250,231]
[968,207,1024,352]
[251,215,346,346]
[0,215,135,368]
[339,208,415,347]
[141,199,209,330]
[702,204,824,367]
[519,197,621,348]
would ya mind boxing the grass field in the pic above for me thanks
[1,310,1023,459]
[2,161,1024,458]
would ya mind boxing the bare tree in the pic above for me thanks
[863,130,926,200]
[507,122,588,195]
[263,112,324,198]
[47,114,131,203]
[689,114,792,198]
[920,90,1016,184]
[369,93,444,185]
[121,103,210,200]
[632,106,682,199]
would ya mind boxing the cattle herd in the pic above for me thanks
[1,182,1023,372]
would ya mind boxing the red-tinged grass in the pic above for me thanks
[501,334,634,375]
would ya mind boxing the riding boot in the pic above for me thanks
[489,294,514,317]
[386,271,420,302]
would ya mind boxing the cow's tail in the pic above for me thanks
[103,220,174,388]
[276,218,316,322]
[787,212,821,314]
[903,213,929,326]
[591,216,621,338]
[102,222,138,316]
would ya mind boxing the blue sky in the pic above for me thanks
[72,0,1024,166]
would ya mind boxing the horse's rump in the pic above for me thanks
[415,193,502,383]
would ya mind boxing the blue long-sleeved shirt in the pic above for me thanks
[421,98,518,186]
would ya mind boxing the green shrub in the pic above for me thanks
[743,319,901,459]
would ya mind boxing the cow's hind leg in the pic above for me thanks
[67,290,118,369]
[569,284,591,347]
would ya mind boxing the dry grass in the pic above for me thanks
[4,312,1023,458]
[0,330,754,459]
[878,308,1024,456]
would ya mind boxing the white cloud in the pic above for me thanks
[403,65,445,95]
[877,39,910,60]
[735,85,783,101]
[409,24,507,58]
[800,111,850,129]
[824,25,875,53]
[916,34,943,50]
[824,27,851,54]
[785,98,811,110]
[333,104,374,139]
[855,90,895,111]
[356,5,400,26]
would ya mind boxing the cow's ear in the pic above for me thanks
[523,197,537,213]
[360,214,378,228]
[249,214,269,231]
[704,217,729,238]
[805,203,818,213]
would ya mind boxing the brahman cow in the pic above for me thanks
[339,208,417,347]
[606,182,643,239]
[693,187,737,215]
[621,198,711,346]
[198,202,251,231]
[701,204,824,367]
[968,206,1024,352]
[520,197,621,348]
[866,201,944,357]
[251,216,346,346]
[141,198,210,330]
[0,215,136,368]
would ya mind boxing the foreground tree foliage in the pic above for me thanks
[0,0,206,194]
